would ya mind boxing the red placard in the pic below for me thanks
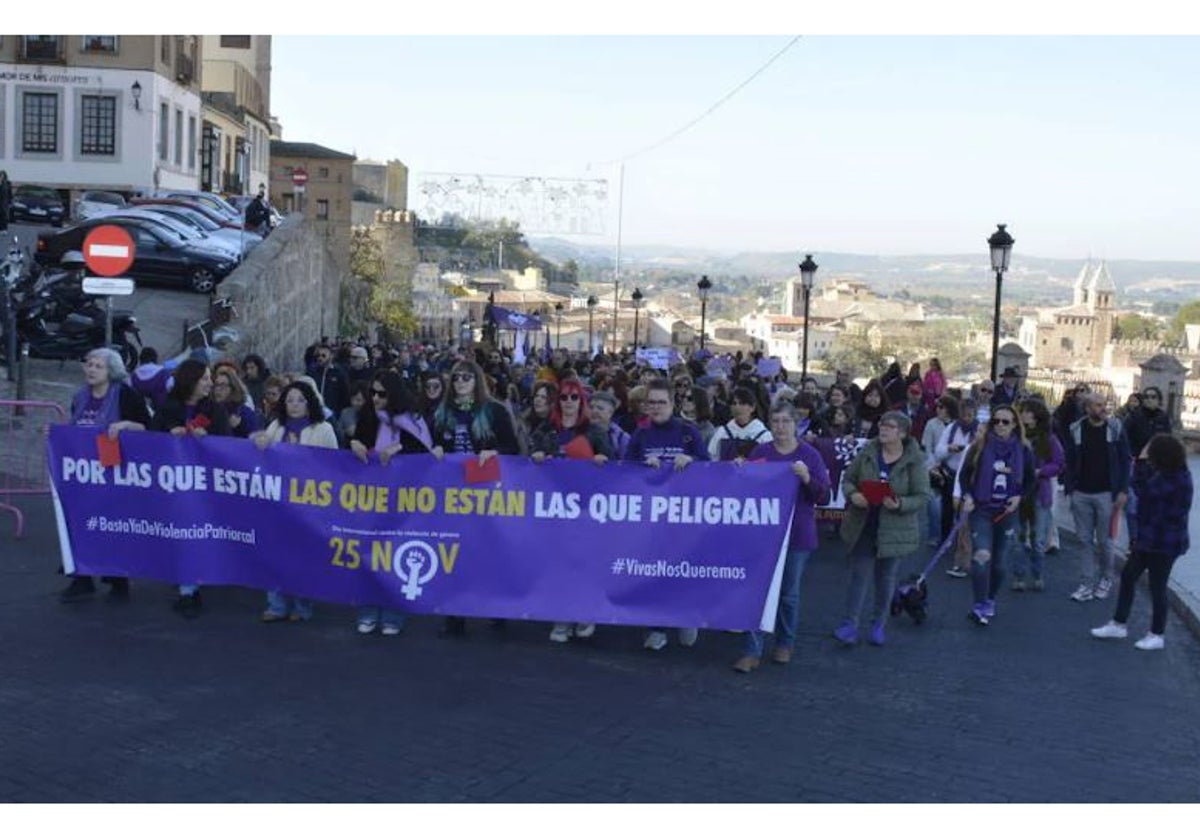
[82,225,136,277]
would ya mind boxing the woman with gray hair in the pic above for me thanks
[833,409,930,646]
[59,348,152,604]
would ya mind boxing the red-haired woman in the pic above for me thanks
[529,378,614,644]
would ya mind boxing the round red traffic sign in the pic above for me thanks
[292,167,308,187]
[82,225,136,277]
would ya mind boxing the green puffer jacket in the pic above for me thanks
[839,436,931,558]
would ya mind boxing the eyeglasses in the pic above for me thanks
[425,381,441,389]
[674,381,692,388]
[451,373,475,382]
[643,399,670,406]
[560,393,581,402]
[1143,394,1159,401]
[979,388,994,394]
[991,418,1014,426]
[371,389,387,398]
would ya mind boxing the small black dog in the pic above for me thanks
[890,574,929,624]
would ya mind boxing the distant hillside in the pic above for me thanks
[529,237,1200,308]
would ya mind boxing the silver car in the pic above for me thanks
[88,208,243,263]
[75,190,128,221]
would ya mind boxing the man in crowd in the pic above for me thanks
[1063,391,1130,603]
[346,345,374,385]
[310,343,350,416]
[993,367,1021,407]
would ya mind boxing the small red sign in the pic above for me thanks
[292,167,309,187]
[82,225,136,277]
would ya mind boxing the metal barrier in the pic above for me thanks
[0,399,66,538]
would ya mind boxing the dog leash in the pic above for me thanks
[915,505,1018,586]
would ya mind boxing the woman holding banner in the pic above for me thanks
[59,348,152,604]
[255,380,338,623]
[732,401,831,672]
[833,410,930,647]
[957,403,1036,627]
[349,371,435,636]
[432,359,522,638]
[151,359,232,619]
[529,378,613,644]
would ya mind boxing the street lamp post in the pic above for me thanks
[586,295,597,355]
[555,302,564,349]
[987,224,1015,382]
[798,254,818,382]
[631,288,644,353]
[697,275,712,352]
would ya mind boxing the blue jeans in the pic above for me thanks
[968,508,1017,603]
[926,491,943,544]
[265,589,313,620]
[1011,502,1050,580]
[358,605,405,630]
[843,533,905,628]
[179,584,199,597]
[744,548,812,657]
[1124,483,1138,545]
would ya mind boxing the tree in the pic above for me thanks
[1166,301,1200,344]
[822,333,888,378]
[1114,313,1163,341]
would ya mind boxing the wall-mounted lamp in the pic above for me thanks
[130,80,142,111]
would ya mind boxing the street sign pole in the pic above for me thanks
[105,293,112,347]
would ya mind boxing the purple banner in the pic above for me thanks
[488,305,543,331]
[48,427,799,631]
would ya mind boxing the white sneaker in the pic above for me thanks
[1134,632,1165,651]
[381,624,402,636]
[1094,578,1113,600]
[549,623,572,643]
[1069,584,1095,603]
[574,623,596,639]
[643,630,668,651]
[356,618,378,635]
[677,627,699,647]
[1090,620,1128,640]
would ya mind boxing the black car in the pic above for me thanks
[10,185,67,226]
[34,218,236,294]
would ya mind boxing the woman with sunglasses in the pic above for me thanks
[957,405,1036,626]
[529,379,613,644]
[349,371,433,636]
[255,380,339,623]
[212,367,260,440]
[432,360,521,637]
[678,386,716,444]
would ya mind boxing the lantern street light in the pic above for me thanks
[987,224,1015,382]
[697,275,712,352]
[631,288,644,353]
[798,254,818,382]
[555,302,564,349]
[586,295,598,355]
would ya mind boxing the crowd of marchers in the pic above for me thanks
[55,336,1192,670]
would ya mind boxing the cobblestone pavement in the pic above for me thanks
[3,496,1199,804]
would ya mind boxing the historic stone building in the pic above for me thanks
[1019,260,1116,369]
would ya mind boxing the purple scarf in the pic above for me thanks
[971,433,1026,510]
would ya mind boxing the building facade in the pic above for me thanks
[270,140,356,267]
[0,35,203,207]
[200,35,271,196]
[1018,260,1117,370]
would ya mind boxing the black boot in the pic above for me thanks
[60,576,96,603]
[106,577,131,601]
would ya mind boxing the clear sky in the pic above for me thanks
[26,3,1200,262]
[269,34,1200,261]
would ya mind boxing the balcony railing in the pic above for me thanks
[175,54,195,84]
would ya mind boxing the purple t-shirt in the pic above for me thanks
[747,440,832,552]
[74,395,106,428]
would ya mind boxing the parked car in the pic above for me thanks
[75,190,127,221]
[87,208,244,263]
[153,190,242,223]
[130,196,244,231]
[10,185,66,226]
[134,203,262,256]
[34,218,236,294]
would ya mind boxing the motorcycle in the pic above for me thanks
[1,242,141,368]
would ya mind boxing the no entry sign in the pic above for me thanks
[292,167,308,187]
[82,225,136,277]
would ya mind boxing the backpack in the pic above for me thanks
[717,422,768,461]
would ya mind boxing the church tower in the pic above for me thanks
[1088,260,1117,349]
[1072,261,1093,307]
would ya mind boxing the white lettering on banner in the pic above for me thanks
[647,496,779,526]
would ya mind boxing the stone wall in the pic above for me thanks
[217,216,343,371]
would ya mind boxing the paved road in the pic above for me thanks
[3,496,1199,803]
